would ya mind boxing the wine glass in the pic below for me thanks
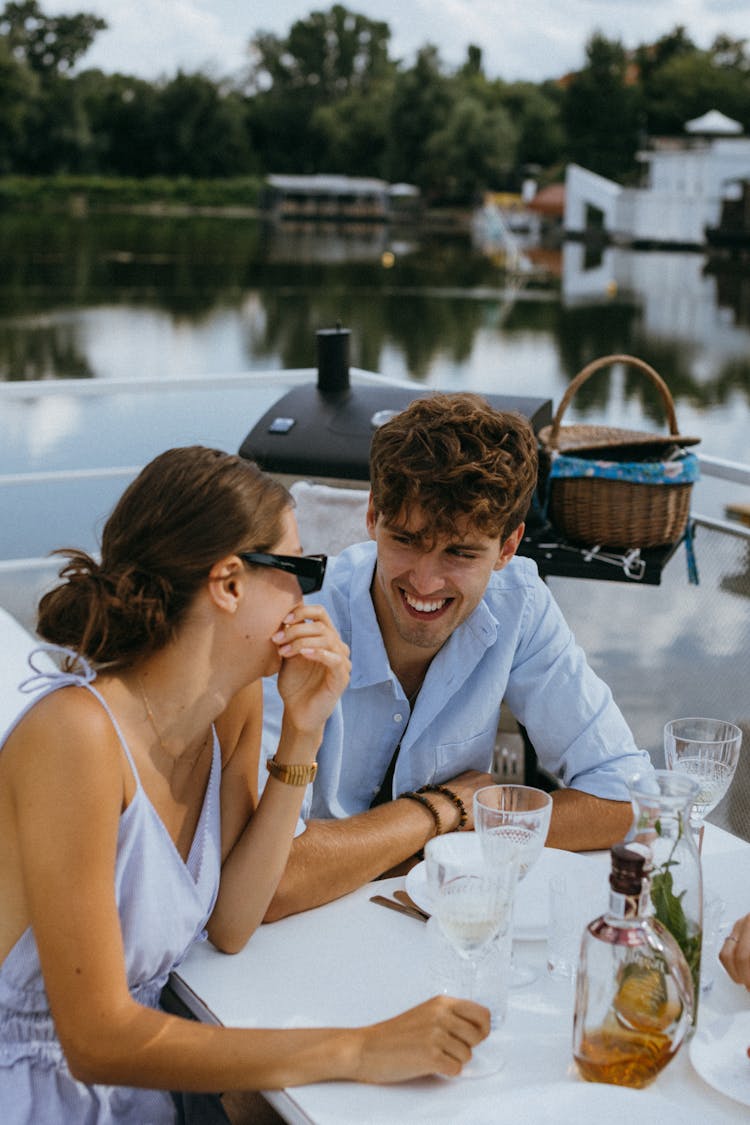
[664,717,742,850]
[473,784,553,986]
[424,832,519,1078]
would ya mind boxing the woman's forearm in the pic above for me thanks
[66,994,489,1091]
[66,1002,359,1090]
[208,719,324,951]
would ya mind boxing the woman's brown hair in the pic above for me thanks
[37,446,290,669]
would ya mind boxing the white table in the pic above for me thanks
[171,825,750,1123]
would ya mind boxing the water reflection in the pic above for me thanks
[565,242,748,347]
[706,256,750,329]
[1,212,749,461]
[0,318,95,381]
[262,221,418,265]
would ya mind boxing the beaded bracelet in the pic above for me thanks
[417,783,468,831]
[399,790,443,838]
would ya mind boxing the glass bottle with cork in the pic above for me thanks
[573,842,694,1088]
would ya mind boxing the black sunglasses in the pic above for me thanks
[239,552,327,595]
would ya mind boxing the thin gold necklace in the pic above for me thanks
[138,677,210,767]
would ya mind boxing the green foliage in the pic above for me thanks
[424,95,517,202]
[0,6,749,201]
[644,46,750,134]
[0,0,105,75]
[650,816,702,1014]
[0,175,263,210]
[651,864,688,946]
[562,33,642,181]
[153,74,255,178]
[244,5,393,176]
[384,45,452,191]
[0,36,38,172]
[312,82,393,176]
[250,4,391,100]
[502,81,565,172]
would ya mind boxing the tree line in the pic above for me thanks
[1,2,749,202]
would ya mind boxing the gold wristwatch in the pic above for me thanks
[266,757,318,786]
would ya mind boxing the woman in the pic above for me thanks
[0,446,488,1124]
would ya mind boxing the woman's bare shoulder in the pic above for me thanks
[4,685,124,780]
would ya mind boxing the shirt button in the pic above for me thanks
[393,712,403,723]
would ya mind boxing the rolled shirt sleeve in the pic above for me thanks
[503,573,651,798]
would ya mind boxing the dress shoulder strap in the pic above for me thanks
[16,645,142,785]
[18,644,97,693]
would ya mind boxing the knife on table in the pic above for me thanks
[369,894,430,923]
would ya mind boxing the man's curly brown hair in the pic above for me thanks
[369,392,538,543]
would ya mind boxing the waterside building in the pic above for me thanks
[565,110,750,249]
[261,174,420,222]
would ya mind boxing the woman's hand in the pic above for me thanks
[349,995,490,1083]
[720,912,750,989]
[273,604,350,733]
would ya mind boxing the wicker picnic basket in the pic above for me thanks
[537,354,701,549]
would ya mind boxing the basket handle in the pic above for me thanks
[546,354,681,449]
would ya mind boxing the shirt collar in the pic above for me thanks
[345,542,500,690]
[347,545,392,690]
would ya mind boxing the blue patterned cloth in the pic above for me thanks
[547,450,700,485]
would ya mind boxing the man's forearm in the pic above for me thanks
[546,789,632,852]
[263,800,442,921]
[263,768,495,921]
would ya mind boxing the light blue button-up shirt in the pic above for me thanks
[261,541,652,829]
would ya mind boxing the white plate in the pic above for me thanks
[690,1010,750,1107]
[405,837,608,941]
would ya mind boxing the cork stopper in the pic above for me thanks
[610,843,651,895]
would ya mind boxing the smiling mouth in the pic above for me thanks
[402,590,451,615]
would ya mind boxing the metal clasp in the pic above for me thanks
[578,544,646,580]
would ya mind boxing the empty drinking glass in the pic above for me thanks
[664,717,742,849]
[474,784,553,986]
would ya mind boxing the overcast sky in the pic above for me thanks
[48,1,750,84]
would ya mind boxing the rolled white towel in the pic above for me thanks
[290,480,370,556]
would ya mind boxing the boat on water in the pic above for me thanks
[1,362,749,840]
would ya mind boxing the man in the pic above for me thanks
[261,392,651,920]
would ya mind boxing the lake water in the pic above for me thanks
[2,212,749,475]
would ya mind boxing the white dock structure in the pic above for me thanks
[565,111,750,248]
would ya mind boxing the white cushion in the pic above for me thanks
[0,606,55,737]
[290,481,370,556]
